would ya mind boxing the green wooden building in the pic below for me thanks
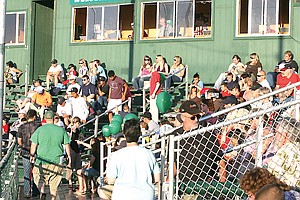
[4,0,300,83]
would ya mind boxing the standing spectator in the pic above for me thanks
[166,55,185,89]
[245,53,263,81]
[149,70,163,122]
[257,70,272,92]
[46,59,64,89]
[132,55,153,91]
[17,109,40,198]
[56,97,72,126]
[5,60,22,84]
[69,87,89,124]
[30,110,71,200]
[105,119,160,199]
[96,76,109,112]
[94,59,107,80]
[107,70,128,122]
[25,86,52,119]
[158,17,173,37]
[10,109,27,137]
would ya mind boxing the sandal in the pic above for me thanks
[74,190,86,196]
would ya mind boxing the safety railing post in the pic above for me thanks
[3,78,5,109]
[100,142,104,177]
[24,64,29,96]
[159,126,166,200]
[168,134,175,200]
[94,116,99,138]
[185,65,188,100]
[294,87,299,121]
[255,116,264,167]
[143,87,146,113]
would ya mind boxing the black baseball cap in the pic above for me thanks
[70,87,78,93]
[57,97,65,105]
[142,111,152,119]
[98,76,106,81]
[51,59,58,64]
[179,101,201,115]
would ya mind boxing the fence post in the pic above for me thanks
[255,116,264,167]
[100,142,104,177]
[3,78,5,109]
[24,64,29,96]
[168,134,175,200]
[94,116,99,138]
[294,87,299,121]
[185,65,188,100]
[159,126,166,200]
[143,87,146,113]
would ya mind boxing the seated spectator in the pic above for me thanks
[201,99,218,125]
[53,114,64,127]
[166,55,185,89]
[142,111,160,142]
[69,87,89,124]
[245,53,263,82]
[214,54,244,89]
[267,117,300,187]
[66,64,78,77]
[229,84,245,103]
[153,55,169,76]
[242,77,254,101]
[257,70,272,92]
[104,119,160,199]
[46,59,64,89]
[5,61,22,84]
[24,86,52,119]
[56,97,72,126]
[118,103,129,118]
[96,76,109,112]
[192,72,204,89]
[220,82,231,98]
[78,59,88,78]
[225,72,238,90]
[94,59,107,80]
[132,55,152,91]
[66,75,81,99]
[255,184,285,200]
[187,85,202,108]
[9,109,27,137]
[16,79,42,110]
[240,167,300,200]
[80,75,98,113]
[88,61,98,85]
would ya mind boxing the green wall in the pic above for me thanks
[5,0,300,84]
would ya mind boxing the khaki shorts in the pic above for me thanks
[98,184,114,199]
[33,163,63,194]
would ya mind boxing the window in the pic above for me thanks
[237,0,290,36]
[5,12,26,45]
[72,4,134,42]
[141,0,212,40]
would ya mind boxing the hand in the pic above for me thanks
[30,155,35,164]
[121,95,125,101]
[151,94,156,99]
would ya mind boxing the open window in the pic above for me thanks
[5,12,26,45]
[141,0,212,40]
[72,4,134,42]
[237,0,290,36]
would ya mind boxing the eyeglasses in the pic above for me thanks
[82,78,88,81]
[183,114,201,120]
[250,57,255,59]
[173,59,177,61]
[144,58,150,61]
[79,62,83,64]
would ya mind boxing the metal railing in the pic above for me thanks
[142,65,189,113]
[0,139,19,200]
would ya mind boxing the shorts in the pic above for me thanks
[33,163,63,194]
[107,99,122,113]
[82,167,99,177]
[98,184,114,199]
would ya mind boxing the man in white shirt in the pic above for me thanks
[257,70,272,92]
[66,75,81,99]
[69,87,89,124]
[142,111,160,142]
[56,97,72,126]
[46,59,64,89]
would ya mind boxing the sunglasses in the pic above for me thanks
[82,78,88,81]
[257,74,264,77]
[144,58,150,61]
[250,57,255,59]
[173,59,177,61]
[79,62,83,64]
[184,114,201,120]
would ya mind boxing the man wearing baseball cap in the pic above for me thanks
[56,97,72,126]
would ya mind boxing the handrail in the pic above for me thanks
[0,140,17,170]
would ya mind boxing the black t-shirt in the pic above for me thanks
[92,150,100,172]
[17,121,40,154]
[278,59,299,73]
[98,83,109,97]
[172,126,223,183]
[66,127,80,153]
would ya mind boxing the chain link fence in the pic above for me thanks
[165,83,300,200]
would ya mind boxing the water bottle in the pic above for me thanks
[99,176,104,187]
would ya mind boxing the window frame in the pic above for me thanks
[5,11,26,46]
[140,0,212,41]
[235,0,291,37]
[71,3,133,43]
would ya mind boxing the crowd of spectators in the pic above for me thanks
[2,50,300,199]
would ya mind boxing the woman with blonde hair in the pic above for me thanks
[245,53,263,81]
[88,61,98,84]
[153,55,169,75]
[132,55,153,90]
[166,55,185,89]
[78,59,88,78]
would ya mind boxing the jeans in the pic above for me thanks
[132,76,150,90]
[98,96,108,109]
[266,72,279,89]
[165,75,182,89]
[22,155,39,196]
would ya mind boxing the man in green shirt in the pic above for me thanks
[30,110,71,200]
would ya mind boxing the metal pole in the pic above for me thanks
[168,135,175,200]
[94,116,99,138]
[24,64,28,96]
[0,0,7,160]
[255,116,264,167]
[185,65,188,100]
[159,126,166,200]
[294,87,299,121]
[99,142,104,177]
[143,87,146,113]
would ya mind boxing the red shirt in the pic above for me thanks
[221,89,231,97]
[276,73,300,89]
[150,71,162,96]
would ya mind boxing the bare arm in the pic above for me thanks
[30,142,38,163]
[151,82,161,99]
[17,138,23,146]
[122,83,128,101]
